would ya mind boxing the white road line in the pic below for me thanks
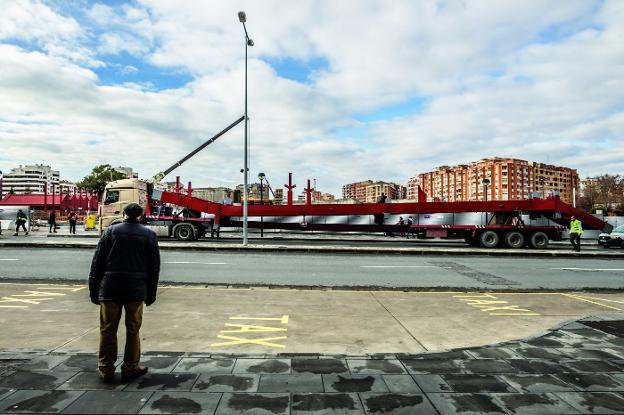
[0,259,19,261]
[555,268,624,272]
[360,265,436,268]
[165,261,228,265]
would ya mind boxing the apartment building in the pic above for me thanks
[409,157,579,203]
[342,180,373,201]
[1,164,60,196]
[342,180,405,203]
[192,187,233,203]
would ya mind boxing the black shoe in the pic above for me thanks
[122,366,148,382]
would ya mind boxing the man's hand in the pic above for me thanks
[90,297,100,305]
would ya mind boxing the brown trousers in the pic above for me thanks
[98,301,143,375]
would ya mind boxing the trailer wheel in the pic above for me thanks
[173,223,195,241]
[504,231,525,249]
[529,231,549,249]
[479,230,500,248]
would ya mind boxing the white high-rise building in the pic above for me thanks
[1,164,60,196]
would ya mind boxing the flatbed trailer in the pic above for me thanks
[151,189,612,248]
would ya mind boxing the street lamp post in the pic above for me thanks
[238,11,254,246]
[258,172,265,238]
[482,178,490,202]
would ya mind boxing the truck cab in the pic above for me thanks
[99,178,148,229]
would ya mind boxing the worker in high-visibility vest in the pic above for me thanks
[569,215,583,252]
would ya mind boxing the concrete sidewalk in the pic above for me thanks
[1,315,623,414]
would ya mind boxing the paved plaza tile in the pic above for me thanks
[57,371,125,391]
[16,355,68,371]
[440,374,518,393]
[427,393,508,415]
[360,393,437,414]
[53,354,98,372]
[62,390,153,414]
[291,358,348,374]
[216,393,290,415]
[258,374,323,393]
[138,357,182,373]
[555,373,624,392]
[400,359,464,374]
[138,391,221,414]
[232,359,291,374]
[123,373,199,391]
[494,393,581,414]
[555,391,624,414]
[193,373,260,392]
[458,359,518,374]
[291,393,363,414]
[346,359,406,374]
[173,357,236,373]
[0,389,83,413]
[381,374,422,393]
[498,374,576,393]
[323,374,389,393]
[0,370,76,390]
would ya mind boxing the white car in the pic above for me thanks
[598,225,624,248]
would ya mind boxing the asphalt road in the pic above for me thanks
[0,247,623,290]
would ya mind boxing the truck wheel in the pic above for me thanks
[504,231,525,249]
[529,231,549,249]
[479,230,499,248]
[173,224,195,241]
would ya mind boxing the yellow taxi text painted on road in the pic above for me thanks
[0,284,85,309]
[211,315,289,348]
[454,293,540,316]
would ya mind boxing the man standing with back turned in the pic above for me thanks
[89,203,160,383]
[569,215,583,252]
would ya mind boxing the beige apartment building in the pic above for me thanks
[408,157,579,204]
[342,180,406,203]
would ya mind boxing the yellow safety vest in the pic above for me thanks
[570,219,583,235]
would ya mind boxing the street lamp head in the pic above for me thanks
[247,38,254,47]
[238,11,246,23]
[482,178,490,185]
[258,172,265,180]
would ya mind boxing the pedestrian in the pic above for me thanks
[13,209,28,236]
[407,216,414,239]
[569,215,583,252]
[89,203,160,384]
[48,211,57,233]
[68,210,78,235]
[398,216,405,237]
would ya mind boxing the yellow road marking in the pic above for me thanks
[221,324,288,333]
[562,295,624,305]
[211,335,287,348]
[561,293,623,311]
[229,315,289,324]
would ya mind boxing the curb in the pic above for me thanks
[0,240,622,258]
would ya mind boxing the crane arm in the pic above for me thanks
[152,115,245,184]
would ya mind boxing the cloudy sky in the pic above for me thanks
[1,0,622,196]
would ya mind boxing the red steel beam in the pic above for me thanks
[156,191,611,232]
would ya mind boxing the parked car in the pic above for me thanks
[598,225,624,248]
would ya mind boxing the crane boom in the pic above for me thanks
[152,115,245,184]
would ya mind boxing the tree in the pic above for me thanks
[579,174,624,213]
[76,165,127,196]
